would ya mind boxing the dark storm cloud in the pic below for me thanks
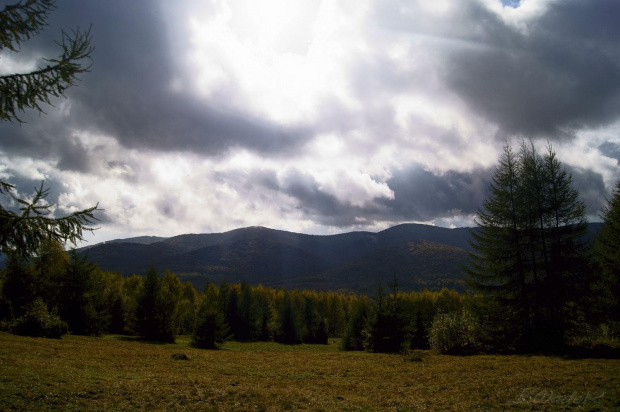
[567,166,609,216]
[0,113,95,173]
[0,0,310,159]
[235,168,388,227]
[55,139,91,172]
[246,166,491,227]
[381,166,491,221]
[444,0,620,138]
[280,171,346,220]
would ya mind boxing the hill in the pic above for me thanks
[78,223,602,293]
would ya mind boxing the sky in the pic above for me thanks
[1,0,619,246]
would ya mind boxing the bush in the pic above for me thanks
[11,298,68,339]
[429,312,479,355]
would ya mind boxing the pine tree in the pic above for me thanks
[411,311,430,349]
[365,279,407,353]
[275,291,300,344]
[135,266,160,340]
[467,141,588,351]
[57,250,105,335]
[341,296,373,351]
[2,253,38,318]
[594,180,620,330]
[192,289,231,349]
[135,266,177,343]
[467,144,531,348]
[234,281,259,341]
[192,308,230,349]
[541,145,588,343]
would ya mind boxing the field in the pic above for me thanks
[1,332,619,411]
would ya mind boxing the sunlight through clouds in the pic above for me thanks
[1,0,619,243]
[182,0,368,123]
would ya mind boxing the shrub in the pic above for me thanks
[429,312,479,355]
[11,298,68,339]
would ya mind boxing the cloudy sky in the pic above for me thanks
[1,0,619,245]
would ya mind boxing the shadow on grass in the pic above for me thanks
[114,336,171,346]
[508,345,620,360]
[560,345,620,360]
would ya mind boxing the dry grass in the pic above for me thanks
[1,332,618,411]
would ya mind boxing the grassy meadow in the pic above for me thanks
[1,331,619,411]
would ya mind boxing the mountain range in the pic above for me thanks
[78,223,602,293]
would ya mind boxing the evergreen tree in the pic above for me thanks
[134,266,177,342]
[365,279,407,353]
[192,286,231,349]
[274,290,300,344]
[135,266,159,340]
[594,179,620,331]
[2,253,37,319]
[177,282,199,335]
[467,141,588,351]
[411,311,430,349]
[467,144,530,348]
[57,250,106,335]
[233,281,259,341]
[325,293,346,337]
[157,271,182,341]
[34,239,69,311]
[0,266,10,325]
[301,294,328,344]
[540,145,588,343]
[192,305,231,349]
[121,274,144,335]
[98,269,126,334]
[341,296,373,351]
[254,285,274,341]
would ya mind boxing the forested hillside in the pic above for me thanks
[79,223,601,293]
[78,224,475,292]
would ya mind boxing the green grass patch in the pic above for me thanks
[1,331,619,410]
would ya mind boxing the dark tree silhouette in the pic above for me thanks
[467,141,588,351]
[0,1,99,258]
[594,180,620,330]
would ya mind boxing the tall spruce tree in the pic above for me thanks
[467,144,531,348]
[365,279,407,353]
[135,266,177,343]
[540,145,588,343]
[467,141,588,351]
[275,291,300,344]
[192,284,231,349]
[594,180,620,330]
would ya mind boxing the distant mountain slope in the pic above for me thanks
[107,236,168,245]
[323,240,469,293]
[78,223,603,293]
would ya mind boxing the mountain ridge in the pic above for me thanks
[79,223,602,293]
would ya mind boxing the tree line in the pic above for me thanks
[0,247,469,350]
